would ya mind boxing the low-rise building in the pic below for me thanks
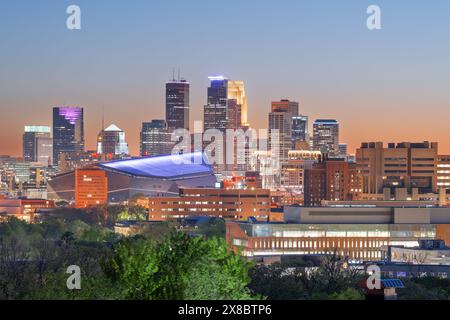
[226,206,450,262]
[0,198,55,222]
[143,187,272,221]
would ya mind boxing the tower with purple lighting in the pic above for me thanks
[52,106,84,166]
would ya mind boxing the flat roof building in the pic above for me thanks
[226,206,450,262]
[142,187,272,222]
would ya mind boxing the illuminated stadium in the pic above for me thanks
[47,152,217,203]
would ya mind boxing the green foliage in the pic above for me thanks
[184,237,256,300]
[398,277,450,300]
[108,205,148,223]
[249,264,308,300]
[249,254,364,300]
[329,288,364,300]
[110,232,257,300]
[196,219,226,239]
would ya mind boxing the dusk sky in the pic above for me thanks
[1,0,450,156]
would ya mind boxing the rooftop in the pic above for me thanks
[98,152,213,180]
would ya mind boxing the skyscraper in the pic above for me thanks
[97,124,129,160]
[268,100,299,166]
[203,76,249,173]
[227,80,248,126]
[312,119,339,157]
[140,120,174,157]
[292,115,308,143]
[203,76,247,132]
[52,107,84,166]
[204,76,230,133]
[166,78,190,131]
[23,126,52,165]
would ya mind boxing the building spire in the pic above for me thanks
[102,105,105,130]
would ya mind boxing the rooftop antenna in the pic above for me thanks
[178,66,181,81]
[102,105,105,130]
[172,68,176,81]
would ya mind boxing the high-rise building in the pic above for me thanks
[97,124,129,160]
[204,76,229,132]
[203,76,247,132]
[23,126,52,165]
[166,79,190,131]
[356,141,438,194]
[52,107,84,166]
[227,80,248,126]
[312,119,339,156]
[304,158,362,206]
[140,120,174,157]
[203,76,248,173]
[268,100,299,166]
[292,115,308,144]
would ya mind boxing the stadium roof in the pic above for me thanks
[97,152,213,179]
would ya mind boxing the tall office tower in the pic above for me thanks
[166,78,190,131]
[227,99,242,130]
[203,76,248,173]
[312,119,339,157]
[97,124,129,160]
[53,107,84,166]
[140,120,174,157]
[268,100,299,167]
[203,76,247,132]
[356,141,439,195]
[23,126,53,165]
[204,76,230,132]
[292,115,308,144]
[227,80,248,126]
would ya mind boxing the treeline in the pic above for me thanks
[1,215,450,300]
[0,216,253,300]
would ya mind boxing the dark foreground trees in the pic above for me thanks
[1,217,450,300]
[0,217,256,300]
[248,254,364,300]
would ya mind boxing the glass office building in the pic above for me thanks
[52,107,84,166]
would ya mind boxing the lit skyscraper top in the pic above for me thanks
[227,80,248,126]
[24,126,51,133]
[58,107,83,125]
[53,106,84,166]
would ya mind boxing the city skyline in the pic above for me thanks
[1,0,450,156]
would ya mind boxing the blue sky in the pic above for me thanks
[1,0,450,155]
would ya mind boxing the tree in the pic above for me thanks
[109,232,257,300]
[110,238,160,300]
[249,263,307,300]
[184,237,256,300]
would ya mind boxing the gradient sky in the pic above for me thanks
[1,0,450,156]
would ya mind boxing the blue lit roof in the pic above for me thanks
[381,279,405,289]
[98,152,213,179]
[208,75,227,81]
